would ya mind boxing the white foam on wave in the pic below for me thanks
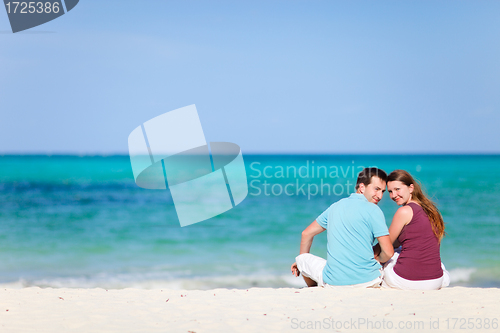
[0,272,307,290]
[4,267,482,289]
[448,268,476,283]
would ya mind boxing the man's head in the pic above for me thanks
[355,168,387,204]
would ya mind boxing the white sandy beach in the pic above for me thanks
[0,286,498,332]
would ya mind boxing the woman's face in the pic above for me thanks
[387,180,414,206]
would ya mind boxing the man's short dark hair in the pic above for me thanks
[355,168,387,190]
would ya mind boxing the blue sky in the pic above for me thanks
[1,0,499,154]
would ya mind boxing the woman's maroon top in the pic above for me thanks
[393,202,443,280]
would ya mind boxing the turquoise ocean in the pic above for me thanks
[1,155,499,289]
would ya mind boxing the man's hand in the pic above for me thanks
[291,262,300,277]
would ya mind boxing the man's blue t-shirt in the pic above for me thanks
[316,193,389,286]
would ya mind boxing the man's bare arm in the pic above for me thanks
[291,220,326,277]
[300,220,326,254]
[373,236,401,257]
[375,235,394,263]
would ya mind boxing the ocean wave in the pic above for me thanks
[448,268,477,283]
[3,266,500,290]
[0,273,306,290]
[447,267,500,287]
[5,265,500,290]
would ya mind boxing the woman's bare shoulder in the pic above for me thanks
[395,205,413,220]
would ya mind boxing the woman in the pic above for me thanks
[380,170,450,290]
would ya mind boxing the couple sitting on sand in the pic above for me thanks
[291,167,450,290]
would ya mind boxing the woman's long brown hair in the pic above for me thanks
[387,170,445,241]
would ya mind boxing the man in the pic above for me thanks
[291,167,394,287]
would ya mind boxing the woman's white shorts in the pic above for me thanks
[381,248,451,290]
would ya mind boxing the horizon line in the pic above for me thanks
[1,152,500,157]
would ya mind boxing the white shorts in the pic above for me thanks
[295,253,382,288]
[381,248,451,290]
